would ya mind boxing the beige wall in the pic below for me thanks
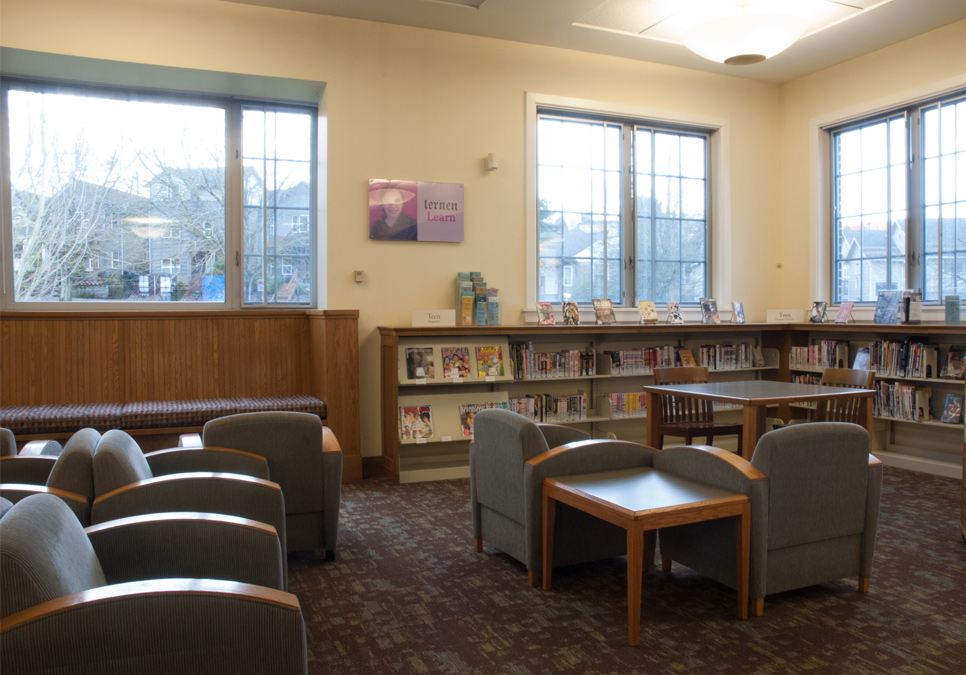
[3,0,961,459]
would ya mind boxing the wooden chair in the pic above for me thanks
[651,366,743,449]
[815,367,876,425]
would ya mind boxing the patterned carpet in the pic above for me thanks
[288,467,966,674]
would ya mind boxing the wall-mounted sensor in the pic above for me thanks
[485,153,498,172]
[354,270,365,283]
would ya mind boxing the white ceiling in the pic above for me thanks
[224,0,966,83]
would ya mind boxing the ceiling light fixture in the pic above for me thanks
[678,0,809,66]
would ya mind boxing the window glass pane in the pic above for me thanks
[242,107,313,305]
[6,87,226,303]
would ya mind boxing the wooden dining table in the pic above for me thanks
[642,380,876,459]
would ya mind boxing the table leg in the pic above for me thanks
[644,391,660,449]
[741,405,766,460]
[734,503,750,620]
[626,526,644,646]
[542,491,556,591]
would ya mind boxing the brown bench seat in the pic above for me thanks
[0,395,326,439]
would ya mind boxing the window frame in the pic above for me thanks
[828,88,966,305]
[526,93,725,318]
[0,50,325,312]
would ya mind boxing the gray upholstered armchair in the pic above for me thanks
[0,427,69,485]
[0,494,306,674]
[203,411,343,560]
[656,422,881,616]
[91,428,289,586]
[0,428,101,525]
[470,408,657,586]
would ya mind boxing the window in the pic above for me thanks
[536,111,711,305]
[831,92,966,303]
[2,79,316,307]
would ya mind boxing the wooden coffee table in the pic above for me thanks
[542,466,750,646]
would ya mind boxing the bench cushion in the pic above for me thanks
[0,396,325,436]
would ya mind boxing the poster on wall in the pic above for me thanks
[368,179,464,242]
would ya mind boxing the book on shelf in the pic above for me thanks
[915,388,932,422]
[731,301,745,324]
[475,295,488,326]
[487,288,500,326]
[700,298,720,324]
[678,349,698,368]
[873,290,902,324]
[399,405,433,441]
[460,295,474,326]
[561,301,580,325]
[457,272,474,326]
[536,302,555,326]
[638,300,659,324]
[941,393,964,424]
[941,347,966,380]
[852,347,870,371]
[405,347,435,379]
[834,302,854,323]
[666,302,684,324]
[458,401,508,439]
[475,345,505,377]
[592,298,616,325]
[901,290,921,324]
[946,295,961,325]
[441,346,472,379]
[752,345,766,368]
[809,301,827,323]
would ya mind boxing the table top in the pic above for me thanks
[641,379,875,405]
[546,466,742,515]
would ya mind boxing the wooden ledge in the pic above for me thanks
[84,511,277,537]
[0,455,56,465]
[93,472,281,505]
[0,578,300,631]
[323,426,342,454]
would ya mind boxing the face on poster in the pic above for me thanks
[368,179,464,242]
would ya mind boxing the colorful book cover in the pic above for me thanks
[700,298,720,324]
[809,301,827,323]
[666,302,684,324]
[852,347,870,370]
[942,348,965,380]
[536,302,555,325]
[592,298,616,325]
[940,393,963,424]
[405,347,435,379]
[459,401,509,439]
[399,405,433,441]
[834,302,854,324]
[638,300,658,324]
[731,301,745,324]
[874,290,901,324]
[678,349,697,367]
[562,301,580,325]
[476,346,505,377]
[441,346,471,379]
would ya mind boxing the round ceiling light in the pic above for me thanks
[681,10,807,65]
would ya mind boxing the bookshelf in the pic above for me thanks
[784,323,965,478]
[379,323,785,483]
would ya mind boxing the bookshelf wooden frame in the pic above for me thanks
[379,323,787,483]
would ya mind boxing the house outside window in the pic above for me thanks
[830,91,966,303]
[536,110,711,306]
[2,79,317,307]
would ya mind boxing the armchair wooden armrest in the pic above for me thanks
[0,455,57,485]
[323,426,342,454]
[0,483,89,523]
[674,445,768,481]
[85,512,284,590]
[145,446,270,479]
[1,579,306,675]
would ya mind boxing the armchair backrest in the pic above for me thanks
[535,423,589,450]
[203,411,325,513]
[751,423,872,550]
[0,428,15,457]
[472,409,550,524]
[93,429,153,496]
[0,494,106,619]
[47,428,101,500]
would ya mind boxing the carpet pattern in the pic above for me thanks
[289,467,966,674]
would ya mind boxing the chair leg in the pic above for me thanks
[528,569,540,587]
[752,598,764,617]
[858,576,870,593]
[474,537,483,553]
[644,531,655,569]
[661,555,672,573]
[324,550,335,562]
